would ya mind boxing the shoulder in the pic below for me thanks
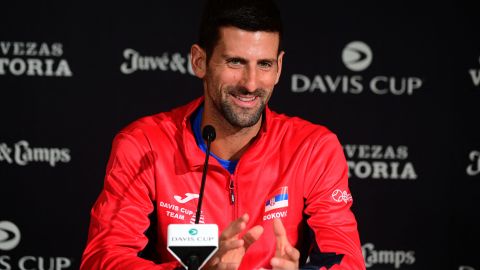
[118,98,201,140]
[267,109,339,145]
[264,110,346,175]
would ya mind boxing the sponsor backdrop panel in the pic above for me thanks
[0,1,477,270]
[274,2,453,269]
[450,1,480,269]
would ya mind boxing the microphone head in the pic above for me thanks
[202,125,216,142]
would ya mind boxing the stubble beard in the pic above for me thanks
[216,86,268,128]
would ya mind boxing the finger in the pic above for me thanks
[242,225,264,249]
[220,213,249,240]
[273,218,286,237]
[271,257,297,270]
[284,246,300,262]
[208,256,220,266]
[214,238,244,258]
[217,262,240,270]
[273,218,288,256]
[220,238,244,251]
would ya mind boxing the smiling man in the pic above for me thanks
[81,0,365,269]
[192,26,283,162]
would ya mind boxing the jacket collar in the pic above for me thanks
[174,96,271,174]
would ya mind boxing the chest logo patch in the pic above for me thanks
[174,193,199,204]
[265,186,289,213]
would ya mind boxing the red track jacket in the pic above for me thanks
[81,97,365,269]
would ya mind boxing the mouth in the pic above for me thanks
[231,94,258,108]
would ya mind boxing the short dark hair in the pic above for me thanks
[198,0,283,60]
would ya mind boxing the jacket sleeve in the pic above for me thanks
[303,133,365,270]
[81,132,181,270]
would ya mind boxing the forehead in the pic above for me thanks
[213,26,280,57]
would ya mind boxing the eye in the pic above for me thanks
[226,58,244,67]
[258,61,273,70]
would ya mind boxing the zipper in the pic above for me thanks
[229,176,235,205]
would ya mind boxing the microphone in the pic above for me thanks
[167,125,218,270]
[195,125,216,224]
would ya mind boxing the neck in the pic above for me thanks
[202,102,262,161]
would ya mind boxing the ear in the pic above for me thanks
[275,50,285,85]
[190,44,207,79]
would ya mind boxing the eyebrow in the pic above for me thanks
[221,54,278,63]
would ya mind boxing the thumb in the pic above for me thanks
[273,218,289,257]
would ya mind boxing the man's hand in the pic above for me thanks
[270,218,300,270]
[206,213,263,270]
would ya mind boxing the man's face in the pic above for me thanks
[203,26,283,128]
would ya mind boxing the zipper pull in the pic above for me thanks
[229,177,235,204]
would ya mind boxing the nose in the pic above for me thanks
[241,65,258,92]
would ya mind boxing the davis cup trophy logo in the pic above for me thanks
[342,41,373,72]
[0,221,21,251]
[189,228,198,236]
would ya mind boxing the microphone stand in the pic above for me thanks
[188,125,215,270]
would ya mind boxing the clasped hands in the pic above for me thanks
[205,213,300,270]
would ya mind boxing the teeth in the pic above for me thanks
[235,95,255,102]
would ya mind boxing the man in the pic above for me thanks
[81,0,365,269]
